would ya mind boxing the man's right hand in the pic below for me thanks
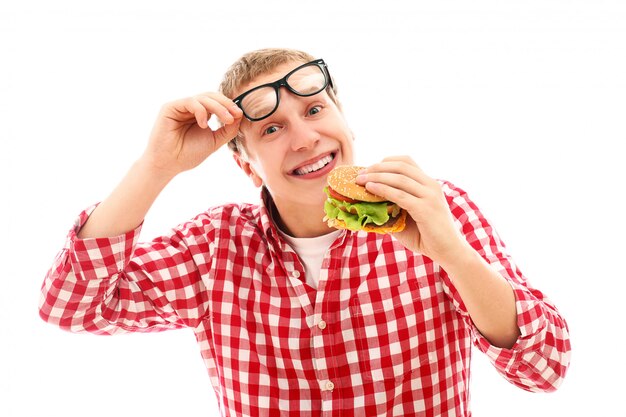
[142,92,243,180]
[77,93,242,239]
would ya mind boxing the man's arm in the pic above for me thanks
[435,242,520,348]
[40,92,243,333]
[78,93,242,238]
[357,157,570,391]
[77,158,172,238]
[357,156,519,348]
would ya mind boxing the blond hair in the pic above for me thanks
[218,48,340,153]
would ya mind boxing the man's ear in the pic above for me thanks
[233,153,264,188]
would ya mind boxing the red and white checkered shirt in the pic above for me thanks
[39,181,570,417]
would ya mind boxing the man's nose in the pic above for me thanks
[289,116,321,151]
[277,91,321,151]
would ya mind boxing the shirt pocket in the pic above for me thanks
[350,277,436,382]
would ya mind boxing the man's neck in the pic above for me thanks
[269,197,334,238]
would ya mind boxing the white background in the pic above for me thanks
[1,1,625,416]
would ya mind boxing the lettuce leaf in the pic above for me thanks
[323,187,390,230]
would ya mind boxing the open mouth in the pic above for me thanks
[292,153,336,176]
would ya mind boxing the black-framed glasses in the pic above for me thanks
[233,59,333,122]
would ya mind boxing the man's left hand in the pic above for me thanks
[356,156,471,265]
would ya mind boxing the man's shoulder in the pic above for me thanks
[189,202,263,229]
[209,201,261,217]
[157,202,257,237]
[163,202,265,247]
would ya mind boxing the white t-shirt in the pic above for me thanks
[279,230,342,289]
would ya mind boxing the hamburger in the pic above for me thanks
[323,165,407,234]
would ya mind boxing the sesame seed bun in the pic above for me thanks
[326,166,386,202]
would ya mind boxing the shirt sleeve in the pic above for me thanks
[39,205,212,335]
[438,181,571,393]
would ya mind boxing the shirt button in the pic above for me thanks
[325,381,335,391]
[291,270,300,278]
[317,320,327,330]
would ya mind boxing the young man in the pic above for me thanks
[40,48,571,416]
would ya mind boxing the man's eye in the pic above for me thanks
[264,126,279,135]
[308,106,321,116]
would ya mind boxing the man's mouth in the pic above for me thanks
[292,153,336,176]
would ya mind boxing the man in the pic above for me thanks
[40,48,570,416]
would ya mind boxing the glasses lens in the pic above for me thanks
[240,86,278,120]
[286,64,327,96]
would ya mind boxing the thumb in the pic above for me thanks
[213,118,242,148]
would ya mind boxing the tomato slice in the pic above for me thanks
[327,187,359,204]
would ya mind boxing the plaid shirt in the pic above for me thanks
[39,181,570,417]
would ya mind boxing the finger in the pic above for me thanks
[361,155,418,171]
[212,117,242,148]
[196,92,243,121]
[364,158,422,176]
[359,160,433,188]
[193,95,237,127]
[359,171,427,199]
[167,98,211,128]
[363,157,436,186]
[191,99,212,128]
[167,94,242,130]
[363,180,420,210]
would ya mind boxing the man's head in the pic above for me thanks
[217,48,355,236]
[218,48,341,154]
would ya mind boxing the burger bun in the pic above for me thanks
[327,166,386,202]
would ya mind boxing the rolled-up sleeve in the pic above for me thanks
[39,205,210,335]
[440,181,571,392]
[474,279,571,392]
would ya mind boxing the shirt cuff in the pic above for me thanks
[66,204,143,280]
[472,278,550,368]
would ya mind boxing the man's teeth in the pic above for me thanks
[294,154,334,175]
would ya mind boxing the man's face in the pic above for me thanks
[234,61,355,214]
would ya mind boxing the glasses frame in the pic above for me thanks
[233,58,333,122]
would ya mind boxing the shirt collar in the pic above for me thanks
[258,187,350,250]
[258,187,283,245]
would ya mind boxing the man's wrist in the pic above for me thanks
[135,155,177,187]
[437,240,482,276]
